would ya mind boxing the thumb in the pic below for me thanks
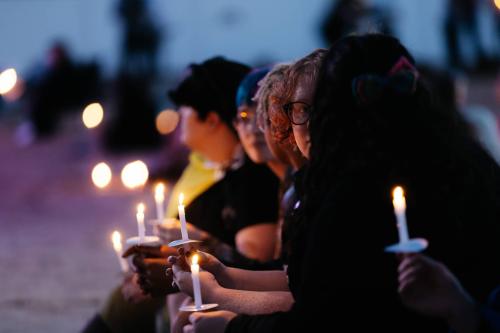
[189,312,204,324]
[183,324,194,333]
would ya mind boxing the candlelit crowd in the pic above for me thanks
[82,33,500,333]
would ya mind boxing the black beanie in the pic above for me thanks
[168,56,251,127]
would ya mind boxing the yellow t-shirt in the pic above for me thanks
[165,152,220,218]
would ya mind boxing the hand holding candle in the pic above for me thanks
[154,183,165,223]
[111,231,129,272]
[385,185,428,253]
[392,186,409,244]
[137,203,146,244]
[173,252,219,312]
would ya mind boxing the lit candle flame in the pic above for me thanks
[495,0,500,10]
[392,186,406,212]
[111,230,123,252]
[179,192,185,206]
[121,160,149,189]
[191,254,199,265]
[137,203,145,215]
[0,68,17,95]
[91,162,112,189]
[155,183,165,202]
[82,103,104,129]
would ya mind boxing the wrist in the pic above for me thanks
[206,283,226,303]
[216,264,234,289]
[446,293,480,333]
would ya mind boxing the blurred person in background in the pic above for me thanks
[116,0,161,76]
[321,0,392,46]
[19,41,101,141]
[443,0,496,71]
[419,66,500,164]
[104,0,162,152]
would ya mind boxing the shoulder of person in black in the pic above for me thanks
[280,167,306,267]
[184,154,280,248]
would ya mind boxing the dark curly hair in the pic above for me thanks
[305,34,478,208]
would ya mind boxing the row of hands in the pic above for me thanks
[122,245,236,332]
[122,243,477,333]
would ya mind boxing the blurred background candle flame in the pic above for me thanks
[121,160,149,189]
[111,230,123,253]
[91,162,112,189]
[82,103,104,129]
[0,68,18,95]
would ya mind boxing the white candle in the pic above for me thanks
[111,231,129,272]
[178,193,189,240]
[392,186,409,243]
[136,203,146,243]
[191,254,203,309]
[155,183,165,223]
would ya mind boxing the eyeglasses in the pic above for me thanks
[282,101,312,125]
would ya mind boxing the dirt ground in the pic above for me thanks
[0,116,160,332]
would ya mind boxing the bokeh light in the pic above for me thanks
[155,109,179,135]
[0,68,18,95]
[91,162,112,189]
[82,103,104,129]
[111,230,123,252]
[121,160,149,189]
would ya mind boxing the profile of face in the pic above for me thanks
[178,105,212,151]
[234,104,275,163]
[288,78,313,159]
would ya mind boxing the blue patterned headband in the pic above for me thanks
[351,56,419,106]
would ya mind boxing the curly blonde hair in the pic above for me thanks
[258,49,328,146]
[254,63,290,143]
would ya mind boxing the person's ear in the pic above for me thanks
[205,111,221,130]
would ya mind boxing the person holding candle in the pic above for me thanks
[163,56,280,261]
[178,34,500,333]
[168,51,327,332]
[233,67,289,181]
[162,56,284,331]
